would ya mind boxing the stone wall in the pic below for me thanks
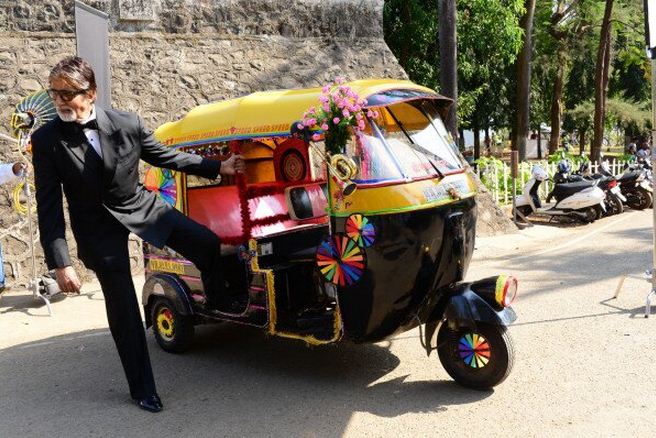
[0,0,406,284]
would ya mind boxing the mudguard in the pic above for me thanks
[422,283,517,356]
[142,273,193,328]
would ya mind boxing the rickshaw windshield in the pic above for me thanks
[368,100,463,178]
[338,99,464,184]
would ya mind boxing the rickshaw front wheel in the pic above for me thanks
[437,322,514,390]
[151,297,194,353]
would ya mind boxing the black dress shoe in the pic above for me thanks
[133,394,163,413]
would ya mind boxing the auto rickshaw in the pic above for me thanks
[141,79,518,389]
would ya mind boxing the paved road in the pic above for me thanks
[1,210,655,437]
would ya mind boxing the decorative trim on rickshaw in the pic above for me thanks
[246,239,343,345]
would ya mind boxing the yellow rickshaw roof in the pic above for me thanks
[155,79,447,147]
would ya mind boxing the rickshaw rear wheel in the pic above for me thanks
[151,297,194,353]
[437,322,514,390]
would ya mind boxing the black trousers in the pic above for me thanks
[93,209,221,399]
[96,264,156,400]
[86,217,155,400]
[163,207,223,307]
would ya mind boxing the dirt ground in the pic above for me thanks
[0,210,654,437]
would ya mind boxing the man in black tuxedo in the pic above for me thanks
[31,56,244,413]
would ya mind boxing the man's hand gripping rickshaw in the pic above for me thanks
[142,79,518,389]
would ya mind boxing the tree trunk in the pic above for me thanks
[438,0,458,141]
[474,125,481,159]
[485,126,490,155]
[512,0,537,162]
[591,0,614,162]
[399,2,411,67]
[537,128,542,159]
[548,54,565,155]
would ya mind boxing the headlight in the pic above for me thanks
[470,275,519,309]
[495,275,518,307]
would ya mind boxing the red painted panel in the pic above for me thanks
[187,184,328,241]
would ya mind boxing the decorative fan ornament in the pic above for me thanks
[316,233,366,286]
[458,333,491,369]
[345,214,376,247]
[144,167,178,207]
[10,90,57,138]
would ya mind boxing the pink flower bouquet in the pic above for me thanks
[299,78,378,155]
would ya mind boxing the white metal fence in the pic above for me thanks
[475,160,631,205]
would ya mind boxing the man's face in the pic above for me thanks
[49,77,96,122]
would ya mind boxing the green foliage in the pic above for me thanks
[474,156,531,199]
[457,0,524,126]
[547,150,589,166]
[566,97,650,140]
[383,1,439,90]
[383,0,523,130]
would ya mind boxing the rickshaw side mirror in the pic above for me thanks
[285,183,328,220]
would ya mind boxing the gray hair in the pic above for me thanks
[48,56,96,92]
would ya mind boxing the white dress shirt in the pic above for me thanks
[78,106,102,158]
[0,163,18,185]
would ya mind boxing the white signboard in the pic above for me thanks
[75,1,111,109]
[645,0,656,58]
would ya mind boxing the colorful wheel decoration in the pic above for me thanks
[458,333,491,369]
[156,308,175,341]
[345,214,376,247]
[316,233,366,286]
[281,149,307,182]
[144,167,178,207]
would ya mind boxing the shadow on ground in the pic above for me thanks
[0,324,490,437]
[477,224,652,299]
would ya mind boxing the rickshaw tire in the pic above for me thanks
[437,322,514,390]
[151,297,194,353]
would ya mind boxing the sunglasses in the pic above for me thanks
[47,88,88,102]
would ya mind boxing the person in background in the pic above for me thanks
[0,161,25,185]
[0,161,27,291]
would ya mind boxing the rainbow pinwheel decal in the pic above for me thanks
[458,333,490,368]
[316,234,366,286]
[144,167,179,208]
[345,214,376,247]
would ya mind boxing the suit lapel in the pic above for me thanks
[96,107,123,187]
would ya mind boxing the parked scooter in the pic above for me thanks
[616,160,653,210]
[514,164,606,223]
[569,162,625,216]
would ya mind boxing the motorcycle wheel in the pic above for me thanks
[151,297,194,353]
[437,322,515,390]
[605,194,624,216]
[627,188,652,210]
[514,205,532,221]
[579,206,598,223]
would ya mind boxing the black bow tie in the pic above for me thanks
[79,119,99,130]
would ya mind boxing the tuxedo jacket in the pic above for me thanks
[31,107,220,271]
